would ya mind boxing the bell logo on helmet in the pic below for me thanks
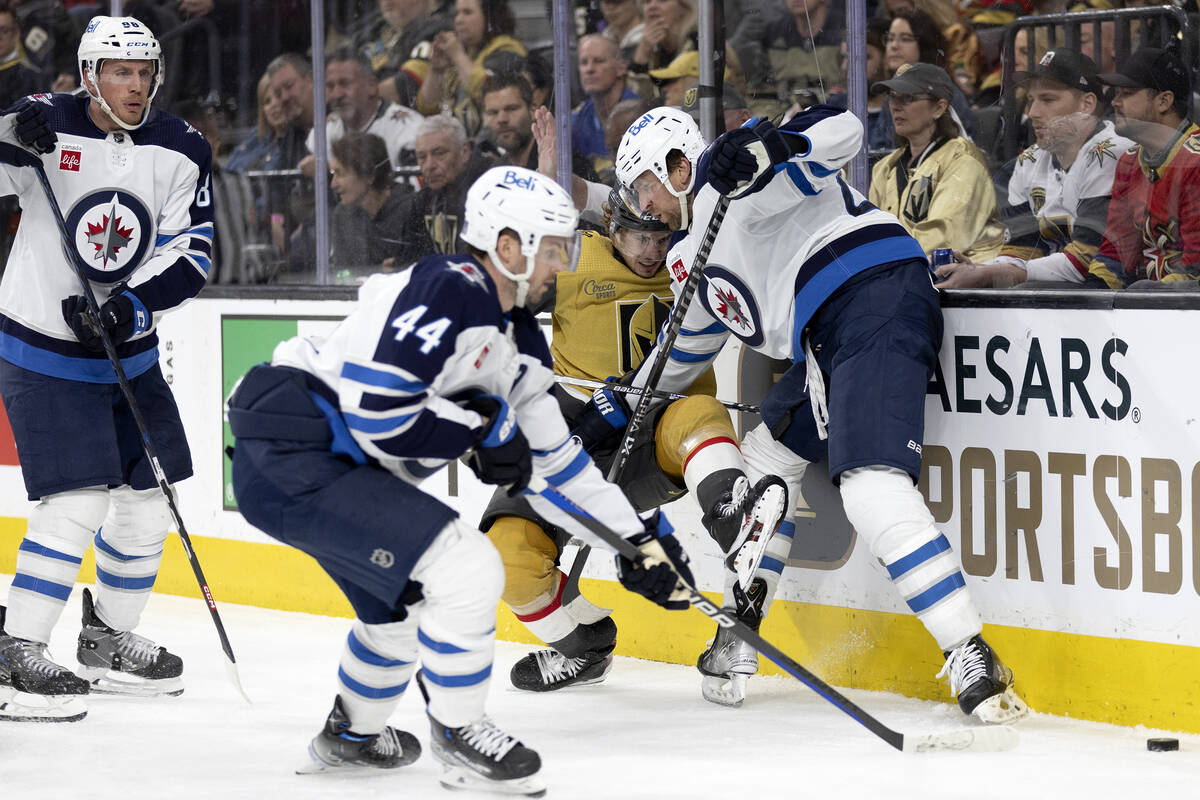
[503,170,537,190]
[629,113,654,136]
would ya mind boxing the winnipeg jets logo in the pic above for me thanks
[700,266,763,346]
[448,260,488,289]
[85,195,135,267]
[65,188,154,283]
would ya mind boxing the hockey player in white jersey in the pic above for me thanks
[0,16,213,722]
[615,106,1030,723]
[227,165,696,795]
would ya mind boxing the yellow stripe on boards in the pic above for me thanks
[1,516,1197,732]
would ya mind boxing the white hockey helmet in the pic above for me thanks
[615,106,706,230]
[78,16,164,131]
[460,166,580,307]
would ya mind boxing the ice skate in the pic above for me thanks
[703,476,788,589]
[938,634,1030,723]
[297,695,421,774]
[76,588,184,697]
[697,579,766,708]
[0,606,88,722]
[510,648,612,692]
[421,672,544,796]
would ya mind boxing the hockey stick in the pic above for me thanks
[555,375,761,415]
[28,159,250,703]
[562,194,733,603]
[529,476,1018,754]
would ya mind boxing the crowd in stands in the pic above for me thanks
[1,0,1198,287]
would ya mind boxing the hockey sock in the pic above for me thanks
[413,520,503,727]
[92,487,170,632]
[337,620,418,735]
[840,467,981,651]
[4,488,108,643]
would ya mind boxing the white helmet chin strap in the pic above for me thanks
[664,158,695,231]
[487,248,536,309]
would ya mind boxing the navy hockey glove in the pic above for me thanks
[570,383,631,453]
[616,510,694,610]
[707,117,792,198]
[61,285,145,353]
[14,99,57,155]
[464,394,533,496]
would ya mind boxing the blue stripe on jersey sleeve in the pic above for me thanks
[679,321,726,336]
[340,362,427,393]
[668,346,717,363]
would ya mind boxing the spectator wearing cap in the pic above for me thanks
[573,34,640,177]
[679,82,751,133]
[938,49,1133,288]
[1085,48,1200,286]
[649,51,732,108]
[0,6,39,108]
[869,63,1004,262]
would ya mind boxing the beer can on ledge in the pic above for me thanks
[930,249,955,267]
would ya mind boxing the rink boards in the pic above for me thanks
[0,291,1197,733]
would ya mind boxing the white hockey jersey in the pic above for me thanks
[637,107,927,392]
[1001,121,1133,282]
[0,93,213,383]
[306,101,422,171]
[271,254,645,550]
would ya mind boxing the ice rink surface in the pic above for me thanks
[1,586,1196,800]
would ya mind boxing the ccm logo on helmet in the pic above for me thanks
[503,170,537,190]
[629,113,654,136]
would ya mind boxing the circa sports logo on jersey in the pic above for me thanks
[699,266,764,347]
[65,189,154,284]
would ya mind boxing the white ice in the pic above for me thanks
[1,584,1196,800]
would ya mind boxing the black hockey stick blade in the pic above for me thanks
[28,157,249,704]
[527,476,1018,754]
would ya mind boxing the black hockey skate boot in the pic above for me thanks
[701,475,788,586]
[510,617,616,692]
[418,671,545,796]
[937,634,1029,723]
[76,588,183,696]
[0,605,90,697]
[697,579,766,708]
[299,695,421,773]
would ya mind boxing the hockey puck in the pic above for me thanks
[1147,738,1179,752]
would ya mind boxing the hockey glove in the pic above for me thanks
[61,285,145,353]
[707,118,792,199]
[13,99,57,155]
[463,394,533,496]
[616,510,694,610]
[570,383,631,454]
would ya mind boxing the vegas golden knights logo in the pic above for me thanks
[1030,187,1046,214]
[903,176,934,224]
[618,294,671,374]
[425,212,461,254]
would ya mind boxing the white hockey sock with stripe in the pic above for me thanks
[337,619,418,735]
[92,487,170,632]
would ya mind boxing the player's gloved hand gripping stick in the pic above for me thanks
[19,147,249,703]
[529,476,1018,753]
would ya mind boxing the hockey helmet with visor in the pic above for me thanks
[615,106,706,231]
[78,16,164,131]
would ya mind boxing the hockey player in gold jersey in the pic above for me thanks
[481,191,789,703]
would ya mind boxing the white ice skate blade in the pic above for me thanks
[902,724,1020,753]
[83,670,184,698]
[700,674,747,708]
[440,765,547,797]
[730,481,788,589]
[972,687,1030,724]
[0,686,87,723]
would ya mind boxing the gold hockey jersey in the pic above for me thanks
[552,231,716,400]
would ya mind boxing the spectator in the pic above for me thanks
[880,10,976,142]
[1085,48,1200,286]
[937,50,1132,288]
[879,0,983,100]
[826,17,892,154]
[300,48,422,180]
[268,51,316,133]
[740,0,843,119]
[679,81,751,133]
[0,5,40,107]
[603,96,656,167]
[415,0,527,137]
[522,50,552,110]
[627,0,694,96]
[265,53,316,266]
[480,71,536,168]
[647,50,732,108]
[328,131,412,279]
[599,0,643,63]
[12,0,78,91]
[226,73,290,174]
[869,63,1003,261]
[360,0,450,109]
[397,114,494,261]
[573,34,638,177]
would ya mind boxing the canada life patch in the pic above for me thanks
[59,145,82,172]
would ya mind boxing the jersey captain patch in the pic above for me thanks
[699,266,763,347]
[64,188,154,283]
